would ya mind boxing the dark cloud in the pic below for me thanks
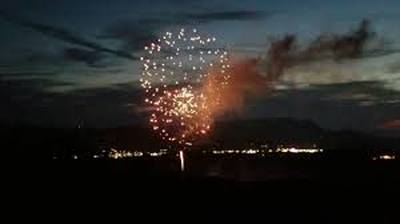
[0,78,143,127]
[100,10,272,52]
[183,10,271,23]
[240,81,400,133]
[264,19,383,81]
[0,78,72,126]
[0,77,72,90]
[98,19,164,51]
[220,19,386,108]
[0,78,74,101]
[308,81,400,105]
[388,61,400,73]
[1,75,399,133]
[266,35,296,82]
[62,48,104,66]
[0,71,56,77]
[23,51,60,64]
[0,10,137,60]
[205,20,389,119]
[305,19,374,59]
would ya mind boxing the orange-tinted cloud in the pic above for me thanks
[379,119,400,129]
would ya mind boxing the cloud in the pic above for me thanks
[129,19,400,135]
[0,77,72,89]
[100,10,273,52]
[387,60,400,73]
[379,119,400,129]
[0,71,56,77]
[0,78,143,127]
[0,10,137,60]
[264,19,378,81]
[182,10,272,23]
[98,19,164,51]
[240,81,400,132]
[303,19,374,59]
[305,81,400,106]
[62,48,104,66]
[197,19,392,118]
[256,19,400,95]
[201,19,388,118]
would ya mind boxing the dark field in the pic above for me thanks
[9,156,397,223]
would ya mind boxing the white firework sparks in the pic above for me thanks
[140,28,231,146]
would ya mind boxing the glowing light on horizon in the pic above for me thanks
[108,148,168,159]
[108,148,133,159]
[276,147,323,154]
[372,154,396,160]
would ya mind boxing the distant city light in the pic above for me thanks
[149,152,164,157]
[108,148,133,159]
[372,154,396,161]
[276,147,323,154]
[108,148,168,159]
[210,146,323,155]
[133,151,143,157]
[57,143,327,160]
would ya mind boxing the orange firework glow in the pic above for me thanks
[140,28,231,146]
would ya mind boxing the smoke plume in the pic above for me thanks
[205,19,377,119]
[265,19,375,80]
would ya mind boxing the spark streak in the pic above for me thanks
[179,150,185,172]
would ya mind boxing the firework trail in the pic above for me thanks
[140,28,231,146]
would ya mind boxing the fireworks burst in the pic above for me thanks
[140,28,231,146]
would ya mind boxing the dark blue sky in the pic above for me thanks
[1,0,400,133]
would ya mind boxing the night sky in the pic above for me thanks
[1,0,400,135]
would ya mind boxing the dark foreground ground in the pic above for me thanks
[7,157,399,223]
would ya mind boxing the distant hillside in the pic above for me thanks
[2,118,399,158]
[211,118,324,145]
